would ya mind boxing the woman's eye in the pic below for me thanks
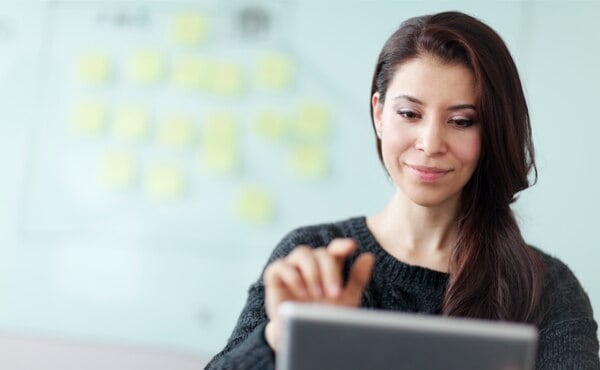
[398,110,420,119]
[450,118,475,127]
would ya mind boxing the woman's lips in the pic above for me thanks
[406,164,451,182]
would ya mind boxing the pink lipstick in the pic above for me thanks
[407,164,450,183]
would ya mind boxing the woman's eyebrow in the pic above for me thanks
[393,95,476,112]
[393,94,423,104]
[448,104,476,111]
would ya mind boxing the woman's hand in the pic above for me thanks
[263,238,375,351]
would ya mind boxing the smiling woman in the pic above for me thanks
[372,57,482,210]
[206,11,600,370]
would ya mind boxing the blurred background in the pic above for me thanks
[0,0,598,366]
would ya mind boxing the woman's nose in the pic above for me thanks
[415,121,447,156]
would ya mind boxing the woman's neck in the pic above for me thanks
[367,190,460,272]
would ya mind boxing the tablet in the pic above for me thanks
[276,302,538,370]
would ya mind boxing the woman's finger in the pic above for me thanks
[342,252,375,306]
[288,246,324,298]
[314,247,343,299]
[327,238,358,258]
[264,259,309,300]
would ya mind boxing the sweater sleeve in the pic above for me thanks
[205,226,335,369]
[204,281,275,370]
[536,256,600,370]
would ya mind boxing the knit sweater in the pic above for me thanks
[206,216,600,369]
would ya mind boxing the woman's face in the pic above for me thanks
[372,55,482,209]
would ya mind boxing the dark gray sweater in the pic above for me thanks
[206,217,600,369]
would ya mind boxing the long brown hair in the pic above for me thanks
[370,11,544,324]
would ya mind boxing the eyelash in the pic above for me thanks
[396,110,476,128]
[398,110,420,120]
[450,118,475,127]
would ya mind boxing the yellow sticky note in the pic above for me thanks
[77,52,112,85]
[113,106,149,141]
[211,62,244,96]
[172,12,208,46]
[128,50,165,85]
[236,186,275,224]
[172,56,214,90]
[158,115,195,148]
[290,144,328,179]
[72,101,107,135]
[254,109,287,139]
[294,103,331,139]
[203,112,236,142]
[256,53,294,90]
[144,164,185,199]
[200,144,238,174]
[99,152,137,189]
[200,112,238,174]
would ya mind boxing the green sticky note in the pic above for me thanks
[211,62,244,96]
[172,56,214,90]
[128,50,165,85]
[77,52,112,85]
[144,164,185,199]
[113,106,149,141]
[256,53,294,90]
[72,101,107,135]
[158,114,195,148]
[99,152,137,190]
[254,109,287,139]
[294,103,331,139]
[236,186,275,224]
[290,144,328,179]
[172,12,208,46]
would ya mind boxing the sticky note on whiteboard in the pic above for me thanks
[254,109,287,139]
[290,144,328,180]
[294,103,331,140]
[211,62,244,96]
[256,53,294,90]
[72,101,107,135]
[144,163,185,199]
[128,50,165,85]
[99,152,137,190]
[158,114,195,148]
[172,12,208,46]
[203,112,237,143]
[236,186,275,224]
[113,106,149,141]
[77,52,112,85]
[200,112,239,174]
[200,144,238,175]
[172,56,213,90]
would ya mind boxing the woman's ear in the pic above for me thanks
[372,92,383,136]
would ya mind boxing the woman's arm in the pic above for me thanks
[205,222,371,369]
[536,254,600,369]
[205,225,330,369]
[204,281,275,369]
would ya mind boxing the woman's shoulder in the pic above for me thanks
[531,246,589,292]
[529,246,596,328]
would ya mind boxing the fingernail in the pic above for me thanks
[300,287,309,298]
[328,284,341,298]
[316,285,324,298]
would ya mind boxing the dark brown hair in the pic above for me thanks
[370,11,544,324]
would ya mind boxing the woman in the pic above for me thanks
[207,11,599,369]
